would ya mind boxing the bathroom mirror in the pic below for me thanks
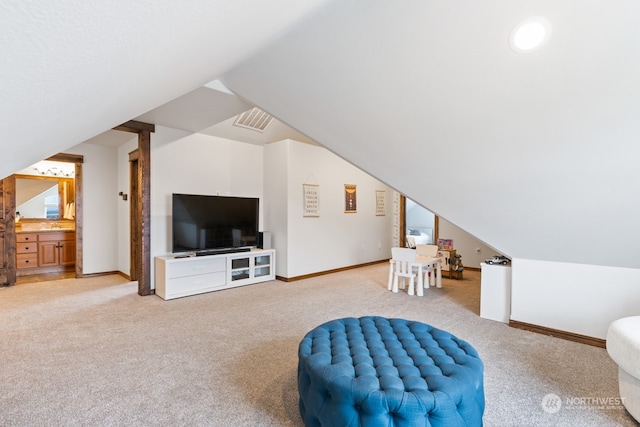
[15,175,75,220]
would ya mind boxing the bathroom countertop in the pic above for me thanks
[16,228,76,233]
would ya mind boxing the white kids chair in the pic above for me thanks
[388,248,419,296]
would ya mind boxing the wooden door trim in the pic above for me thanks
[47,153,83,278]
[399,195,406,248]
[1,177,16,285]
[128,150,139,283]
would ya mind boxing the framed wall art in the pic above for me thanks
[375,190,385,216]
[303,183,319,217]
[344,184,357,213]
[438,238,453,250]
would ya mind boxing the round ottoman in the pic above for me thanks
[297,316,484,427]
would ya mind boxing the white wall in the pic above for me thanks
[148,127,264,288]
[146,132,393,282]
[116,135,139,275]
[65,142,119,275]
[60,128,392,285]
[269,140,394,278]
[263,141,289,276]
[438,218,504,269]
[511,259,640,339]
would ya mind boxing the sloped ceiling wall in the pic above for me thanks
[0,0,330,176]
[2,1,639,270]
[221,1,640,269]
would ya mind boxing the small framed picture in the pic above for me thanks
[344,184,357,213]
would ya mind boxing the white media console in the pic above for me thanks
[155,248,276,300]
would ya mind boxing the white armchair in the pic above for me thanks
[607,316,640,422]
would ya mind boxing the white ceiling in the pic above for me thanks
[84,82,318,148]
[0,0,330,172]
[2,1,639,269]
[134,84,317,146]
[219,0,640,269]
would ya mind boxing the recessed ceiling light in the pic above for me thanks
[509,17,552,53]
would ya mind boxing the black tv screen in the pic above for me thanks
[172,193,259,254]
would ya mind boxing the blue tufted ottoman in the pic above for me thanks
[297,316,484,426]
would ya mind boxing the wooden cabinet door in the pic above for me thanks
[59,240,76,266]
[38,240,60,267]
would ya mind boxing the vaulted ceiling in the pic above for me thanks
[0,0,328,166]
[2,1,639,269]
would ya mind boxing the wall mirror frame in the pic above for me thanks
[399,195,439,248]
[14,174,75,220]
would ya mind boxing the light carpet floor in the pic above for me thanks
[0,265,637,426]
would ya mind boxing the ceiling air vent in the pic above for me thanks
[233,107,274,132]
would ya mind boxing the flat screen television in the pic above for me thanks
[172,193,259,255]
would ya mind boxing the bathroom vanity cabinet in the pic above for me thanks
[16,231,75,275]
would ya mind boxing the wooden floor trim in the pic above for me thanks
[79,270,131,280]
[277,260,388,282]
[509,320,606,348]
[278,261,479,283]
